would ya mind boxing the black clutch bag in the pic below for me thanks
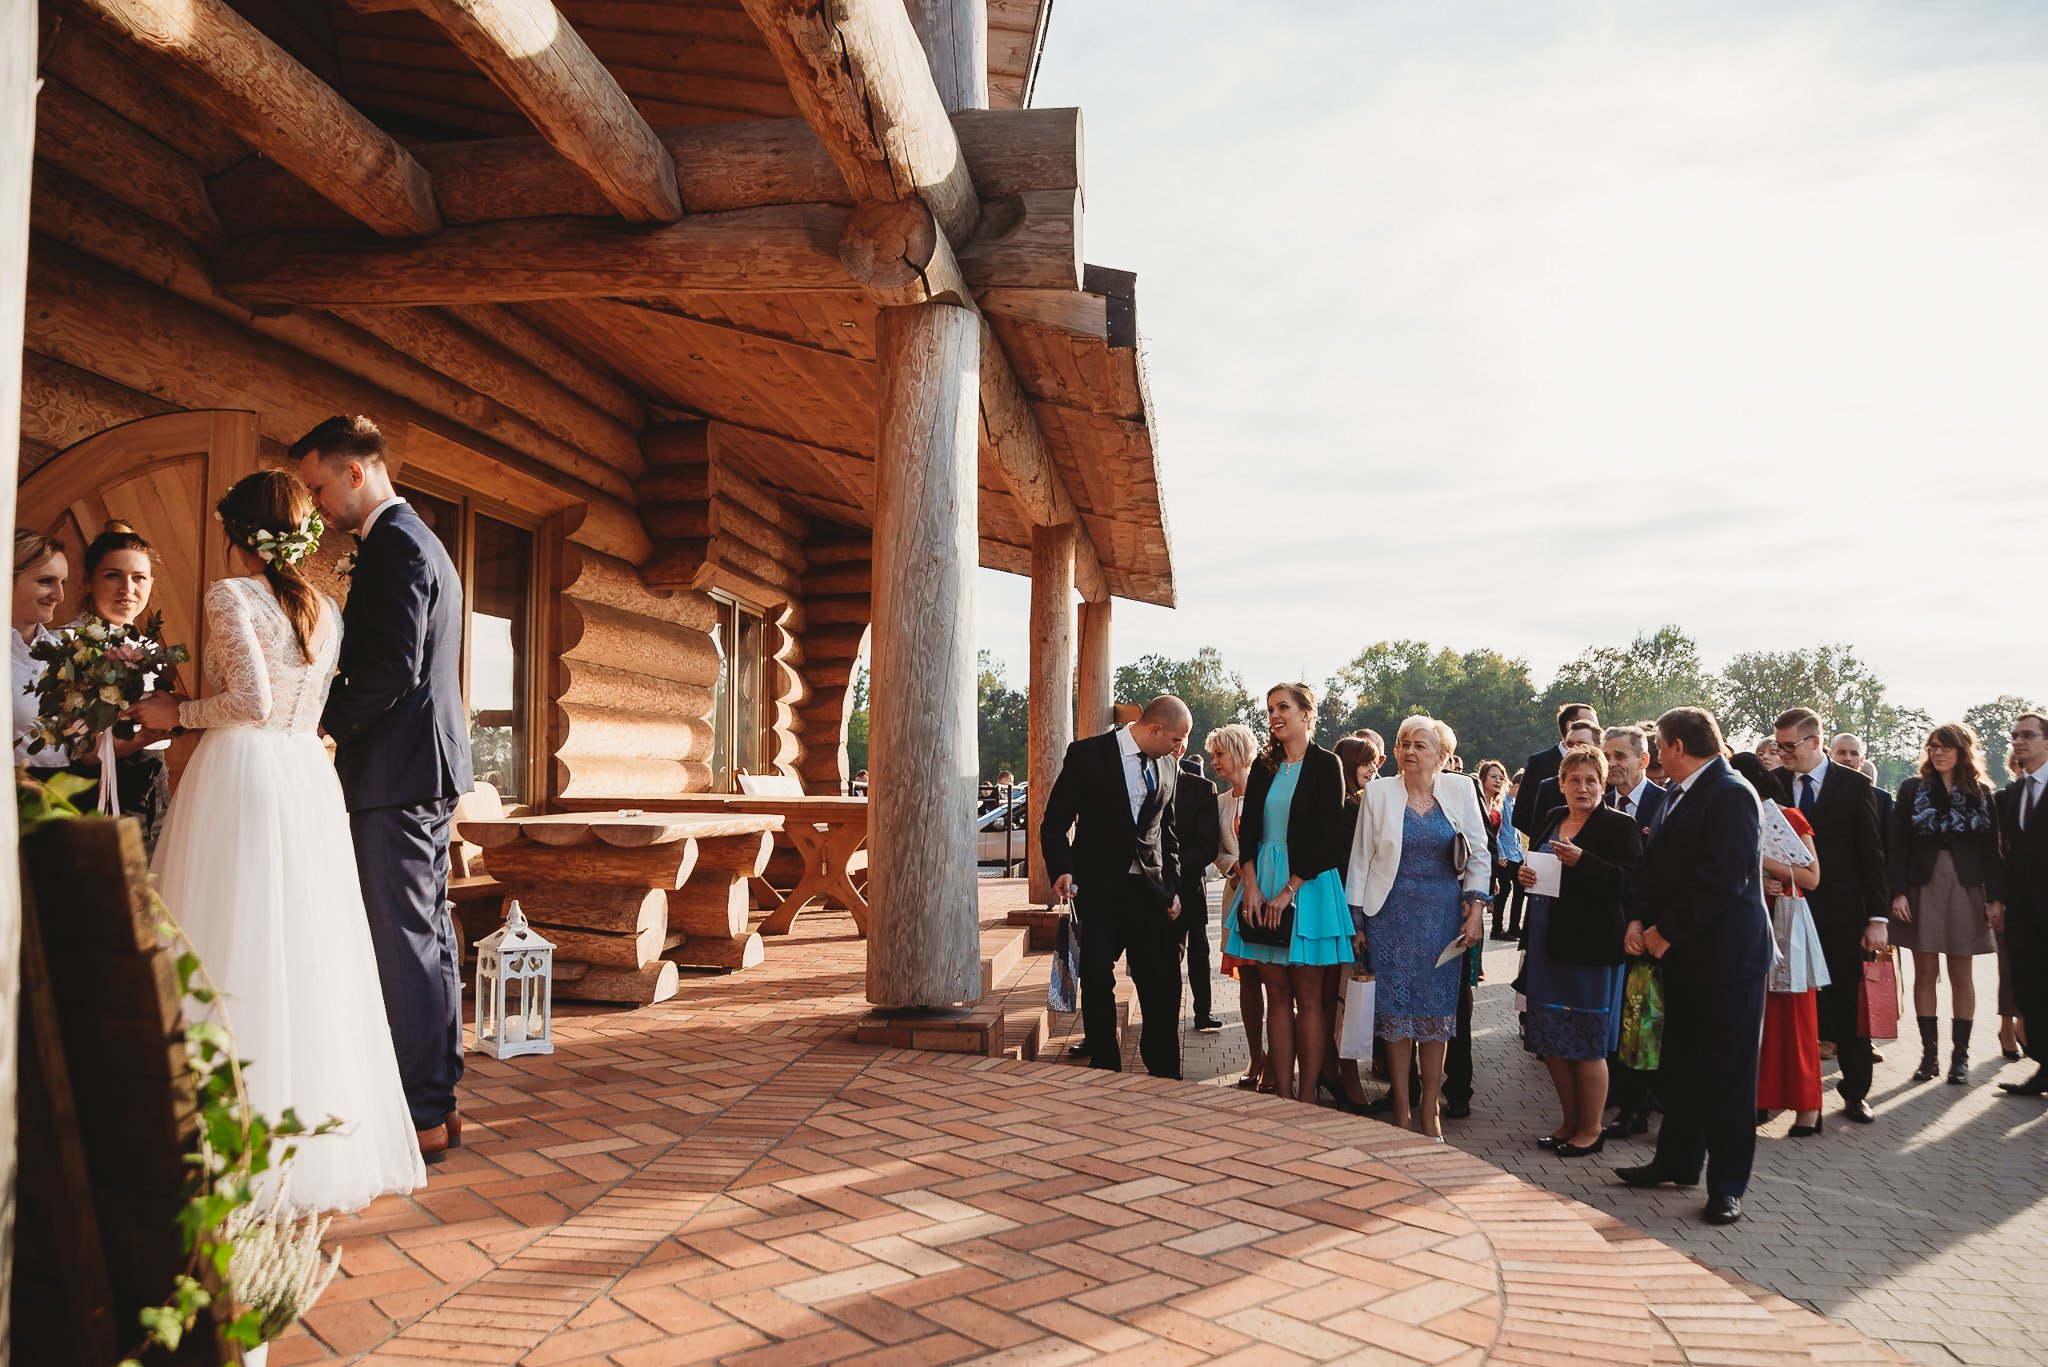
[1236,897,1295,948]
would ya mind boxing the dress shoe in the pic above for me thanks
[1998,1069,2048,1096]
[417,1122,450,1165]
[1554,1134,1606,1159]
[1615,1163,1698,1188]
[445,1108,463,1149]
[1535,1134,1563,1150]
[1365,1094,1395,1116]
[1703,1196,1743,1225]
[1843,1099,1876,1123]
[1066,1042,1093,1060]
[1788,1116,1824,1138]
[1442,1102,1471,1120]
[1870,1048,1885,1063]
[1194,1015,1223,1033]
[1603,1110,1649,1140]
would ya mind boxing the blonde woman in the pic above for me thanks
[12,530,69,769]
[1346,716,1491,1138]
[1206,723,1262,1086]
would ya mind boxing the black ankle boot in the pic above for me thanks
[1949,1018,1973,1084]
[1912,1015,1940,1082]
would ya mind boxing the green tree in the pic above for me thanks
[1542,626,1721,729]
[844,662,870,776]
[1962,695,2046,784]
[977,650,1030,779]
[1114,647,1257,750]
[1717,644,1929,786]
[1324,641,1548,773]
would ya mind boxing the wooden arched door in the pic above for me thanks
[17,410,261,782]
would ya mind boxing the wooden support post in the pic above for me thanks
[410,0,682,223]
[0,0,30,1339]
[1027,524,1075,905]
[62,0,442,237]
[905,0,988,112]
[866,302,982,1008]
[1076,598,1113,741]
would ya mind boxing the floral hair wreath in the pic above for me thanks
[214,501,324,568]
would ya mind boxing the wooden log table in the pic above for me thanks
[457,810,783,1004]
[558,794,870,937]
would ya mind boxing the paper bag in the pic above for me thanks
[1338,974,1377,1059]
[1858,955,1900,1041]
[1048,915,1080,1014]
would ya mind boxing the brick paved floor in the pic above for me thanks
[1155,893,2048,1367]
[270,884,1908,1365]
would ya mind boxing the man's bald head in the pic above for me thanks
[1830,733,1867,768]
[1131,695,1193,758]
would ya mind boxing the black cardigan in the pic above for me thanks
[1534,803,1643,967]
[1238,743,1348,883]
[1889,777,2006,902]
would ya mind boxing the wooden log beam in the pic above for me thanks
[1076,598,1113,740]
[214,204,854,306]
[905,0,987,112]
[409,0,682,223]
[838,198,971,309]
[207,106,1082,234]
[57,0,442,238]
[738,0,980,246]
[866,302,982,1008]
[978,316,1108,601]
[1026,523,1073,905]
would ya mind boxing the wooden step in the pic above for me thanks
[1003,905,1067,951]
[979,923,1028,996]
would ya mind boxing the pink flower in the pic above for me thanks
[108,642,146,665]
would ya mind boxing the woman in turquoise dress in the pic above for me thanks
[1225,682,1352,1103]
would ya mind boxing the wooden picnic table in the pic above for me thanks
[458,809,783,1004]
[558,794,870,937]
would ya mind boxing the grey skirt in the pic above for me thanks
[1894,851,1995,956]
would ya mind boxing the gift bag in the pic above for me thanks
[1858,954,1900,1041]
[1338,974,1377,1059]
[1048,915,1080,1014]
[1618,962,1664,1071]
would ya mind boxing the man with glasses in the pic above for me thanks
[1772,707,1889,1122]
[1997,714,2048,1096]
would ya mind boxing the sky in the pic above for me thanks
[969,0,2048,722]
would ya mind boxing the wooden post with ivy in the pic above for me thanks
[1,0,39,1351]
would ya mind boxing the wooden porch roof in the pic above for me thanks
[29,0,1174,605]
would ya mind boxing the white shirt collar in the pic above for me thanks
[1117,724,1143,763]
[1798,757,1831,793]
[1623,777,1652,810]
[1671,762,1712,797]
[361,495,407,537]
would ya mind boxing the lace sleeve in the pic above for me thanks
[178,581,273,730]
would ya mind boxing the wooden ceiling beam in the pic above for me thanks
[55,0,443,238]
[737,0,980,246]
[408,0,683,223]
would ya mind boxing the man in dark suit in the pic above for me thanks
[1040,695,1192,1078]
[1616,707,1771,1225]
[1600,725,1668,1138]
[1773,706,1890,1122]
[1997,712,2048,1096]
[1514,702,1599,843]
[1174,741,1224,1032]
[298,416,474,1162]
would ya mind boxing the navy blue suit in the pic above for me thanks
[1636,758,1771,1199]
[325,501,474,1129]
[1606,781,1668,1119]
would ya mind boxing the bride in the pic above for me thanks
[131,470,425,1213]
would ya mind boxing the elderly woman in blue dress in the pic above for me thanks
[1224,683,1353,1103]
[1346,716,1492,1139]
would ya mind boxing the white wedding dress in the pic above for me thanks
[153,576,426,1213]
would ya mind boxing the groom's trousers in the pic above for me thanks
[353,799,464,1130]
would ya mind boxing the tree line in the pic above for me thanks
[949,629,2042,793]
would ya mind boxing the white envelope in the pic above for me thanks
[1525,850,1564,897]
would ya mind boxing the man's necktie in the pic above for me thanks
[1798,773,1818,821]
[2025,775,2039,831]
[1619,793,1633,815]
[1141,756,1157,798]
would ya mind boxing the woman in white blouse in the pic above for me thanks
[11,530,69,769]
[1346,716,1491,1138]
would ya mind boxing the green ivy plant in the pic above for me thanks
[18,772,342,1363]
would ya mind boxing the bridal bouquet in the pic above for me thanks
[25,610,190,764]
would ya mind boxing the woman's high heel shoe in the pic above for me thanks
[1553,1134,1605,1159]
[1788,1115,1824,1138]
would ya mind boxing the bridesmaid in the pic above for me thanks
[12,530,70,770]
[1205,723,1263,1088]
[65,520,176,851]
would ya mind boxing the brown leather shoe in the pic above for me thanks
[445,1108,463,1149]
[417,1122,450,1165]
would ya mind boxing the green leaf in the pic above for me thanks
[226,1309,267,1348]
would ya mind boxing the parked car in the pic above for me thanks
[975,799,1032,866]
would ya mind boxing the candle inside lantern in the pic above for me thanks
[504,1016,527,1043]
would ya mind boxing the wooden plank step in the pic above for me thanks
[978,923,1029,996]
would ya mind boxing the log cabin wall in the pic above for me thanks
[792,529,872,795]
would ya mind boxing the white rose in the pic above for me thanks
[99,684,125,705]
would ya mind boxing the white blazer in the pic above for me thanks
[1346,773,1493,916]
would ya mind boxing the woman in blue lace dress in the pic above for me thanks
[1346,716,1492,1138]
[1224,683,1352,1103]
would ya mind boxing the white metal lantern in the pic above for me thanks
[473,900,555,1059]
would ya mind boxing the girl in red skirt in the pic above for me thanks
[1735,751,1828,1136]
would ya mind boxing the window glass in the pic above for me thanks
[708,596,772,790]
[469,515,532,803]
[710,614,729,787]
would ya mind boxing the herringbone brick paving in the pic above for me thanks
[271,883,1903,1365]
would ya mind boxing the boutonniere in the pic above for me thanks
[338,550,358,580]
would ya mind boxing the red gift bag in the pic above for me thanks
[1858,955,1900,1041]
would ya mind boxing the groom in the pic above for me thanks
[295,416,473,1163]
